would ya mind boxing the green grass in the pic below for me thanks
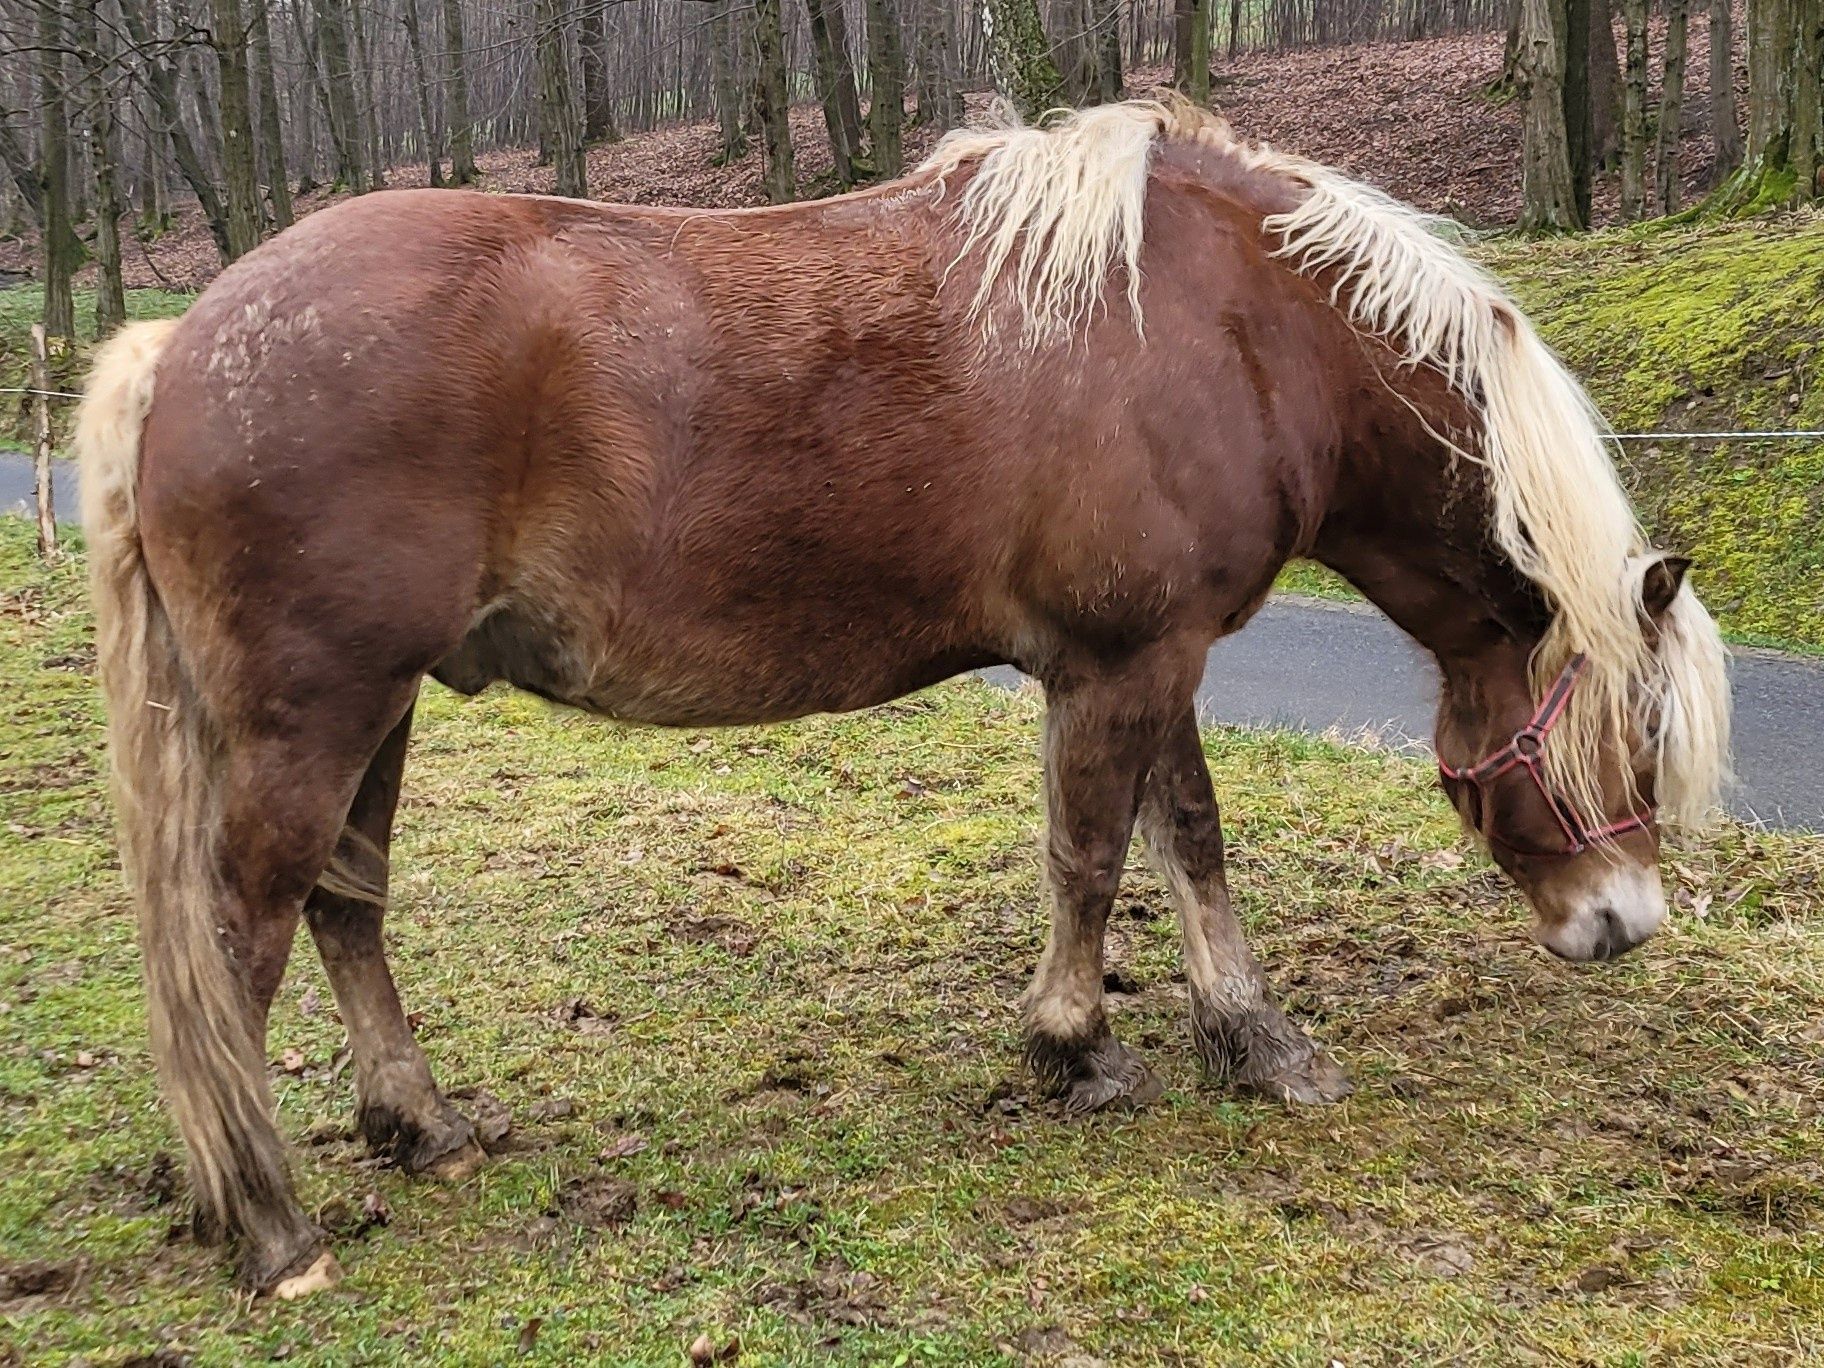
[4,520,1824,1364]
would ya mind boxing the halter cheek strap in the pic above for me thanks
[1437,653,1653,858]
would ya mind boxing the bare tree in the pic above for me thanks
[753,0,794,201]
[807,0,864,183]
[249,0,293,225]
[1175,0,1211,102]
[441,0,478,181]
[1619,0,1646,216]
[1520,0,1584,229]
[983,0,1063,118]
[74,0,126,330]
[37,0,75,337]
[401,0,446,183]
[1709,0,1741,181]
[211,0,264,257]
[914,0,964,129]
[866,0,906,177]
[708,0,749,162]
[534,0,586,195]
[1655,0,1689,211]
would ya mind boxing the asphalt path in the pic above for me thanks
[8,454,1819,829]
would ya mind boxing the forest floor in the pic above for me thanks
[0,19,1742,292]
[5,522,1824,1365]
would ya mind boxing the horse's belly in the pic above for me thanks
[431,597,1000,726]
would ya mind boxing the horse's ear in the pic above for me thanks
[1640,554,1692,620]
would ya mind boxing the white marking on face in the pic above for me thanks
[1534,859,1667,962]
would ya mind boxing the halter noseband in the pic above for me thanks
[1437,653,1653,858]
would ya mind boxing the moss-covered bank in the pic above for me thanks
[1479,215,1824,651]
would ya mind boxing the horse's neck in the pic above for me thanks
[1310,421,1547,673]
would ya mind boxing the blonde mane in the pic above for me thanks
[921,101,1731,829]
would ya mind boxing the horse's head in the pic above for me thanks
[1433,554,1728,962]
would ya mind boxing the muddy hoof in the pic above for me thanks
[361,1098,483,1177]
[242,1225,339,1300]
[1238,1050,1354,1105]
[270,1249,342,1301]
[422,1136,488,1183]
[1029,1034,1164,1116]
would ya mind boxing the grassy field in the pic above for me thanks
[4,522,1824,1366]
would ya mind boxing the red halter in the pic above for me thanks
[1437,653,1653,858]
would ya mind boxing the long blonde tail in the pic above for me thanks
[76,321,295,1246]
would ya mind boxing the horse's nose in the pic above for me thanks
[1590,906,1645,961]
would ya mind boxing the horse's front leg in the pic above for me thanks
[1023,654,1194,1113]
[1138,709,1352,1103]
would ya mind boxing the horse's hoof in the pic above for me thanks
[1239,1050,1353,1105]
[269,1249,342,1301]
[1064,1060,1165,1115]
[1030,1034,1165,1115]
[422,1136,488,1183]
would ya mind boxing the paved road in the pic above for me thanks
[10,454,1821,829]
[990,597,1824,831]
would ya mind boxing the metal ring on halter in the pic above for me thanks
[1437,652,1655,859]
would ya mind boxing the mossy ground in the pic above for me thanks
[4,523,1823,1365]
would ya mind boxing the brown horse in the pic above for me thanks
[76,100,1730,1296]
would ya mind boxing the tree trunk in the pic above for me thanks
[38,0,75,340]
[867,0,907,178]
[1620,0,1647,216]
[1563,0,1594,221]
[535,0,588,196]
[807,0,864,184]
[75,0,126,333]
[210,0,265,259]
[580,0,620,143]
[1520,0,1585,229]
[120,0,232,257]
[1656,0,1690,211]
[1175,0,1212,102]
[1794,0,1823,200]
[316,0,367,191]
[1718,0,1819,207]
[753,0,795,201]
[1709,0,1742,179]
[442,0,479,182]
[914,0,965,130]
[982,0,1064,119]
[249,0,293,225]
[399,0,445,184]
[1091,0,1124,101]
[1587,0,1621,166]
[1228,0,1243,61]
[352,2,387,187]
[709,0,750,162]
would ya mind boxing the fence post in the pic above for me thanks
[30,323,58,561]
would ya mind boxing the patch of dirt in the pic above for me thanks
[0,1259,74,1303]
[448,1087,513,1151]
[756,1255,892,1329]
[555,1176,638,1230]
[674,914,761,956]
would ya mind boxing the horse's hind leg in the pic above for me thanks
[304,704,486,1180]
[1137,709,1351,1103]
[1024,652,1196,1113]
